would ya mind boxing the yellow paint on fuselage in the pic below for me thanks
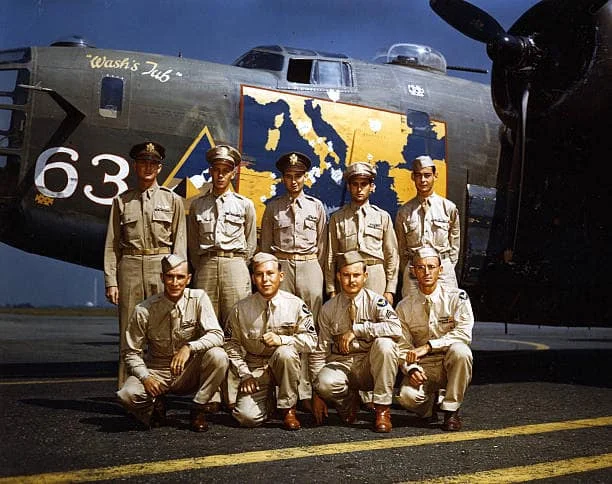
[238,166,280,225]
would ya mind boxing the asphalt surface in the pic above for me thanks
[1,314,611,483]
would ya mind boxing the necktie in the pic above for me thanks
[262,300,272,333]
[424,296,432,320]
[349,298,357,324]
[290,197,297,216]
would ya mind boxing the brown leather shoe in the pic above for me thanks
[281,407,301,431]
[374,404,392,433]
[442,410,462,431]
[150,396,167,428]
[362,401,376,413]
[190,407,209,432]
[338,392,360,424]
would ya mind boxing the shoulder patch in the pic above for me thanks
[377,297,388,308]
[458,290,469,301]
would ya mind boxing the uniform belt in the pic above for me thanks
[122,247,170,256]
[274,252,318,261]
[362,257,383,266]
[203,250,242,258]
[407,249,451,260]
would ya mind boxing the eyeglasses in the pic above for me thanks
[413,264,440,272]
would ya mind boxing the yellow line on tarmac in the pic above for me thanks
[0,377,115,386]
[403,452,612,483]
[490,338,550,350]
[1,416,610,484]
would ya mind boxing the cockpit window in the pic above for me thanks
[287,59,352,87]
[99,76,123,118]
[234,51,284,71]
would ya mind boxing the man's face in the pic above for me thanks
[348,176,373,205]
[252,261,284,300]
[411,167,436,197]
[210,162,236,193]
[162,262,192,302]
[282,169,306,197]
[412,256,441,292]
[134,159,162,185]
[337,262,368,297]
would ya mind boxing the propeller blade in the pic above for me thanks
[429,0,506,44]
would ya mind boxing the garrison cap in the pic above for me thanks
[337,250,366,270]
[411,246,441,265]
[161,254,187,273]
[275,152,311,173]
[130,141,165,162]
[206,144,241,168]
[251,252,279,269]
[412,155,435,171]
[343,162,377,181]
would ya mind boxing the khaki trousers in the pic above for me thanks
[116,346,229,425]
[279,258,323,400]
[397,342,473,416]
[314,338,399,412]
[232,345,301,428]
[117,254,165,389]
[194,255,252,326]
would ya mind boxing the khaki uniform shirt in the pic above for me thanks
[225,290,318,379]
[394,192,460,270]
[187,190,257,267]
[309,288,402,380]
[260,192,327,266]
[124,288,224,381]
[104,182,186,287]
[396,285,473,372]
[326,201,399,294]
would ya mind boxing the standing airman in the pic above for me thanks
[187,144,257,324]
[104,141,187,389]
[326,162,399,305]
[395,155,460,298]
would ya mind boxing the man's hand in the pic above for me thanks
[408,368,428,388]
[335,330,356,355]
[405,343,431,363]
[329,291,336,298]
[312,393,328,425]
[106,286,119,305]
[383,292,394,305]
[142,376,164,397]
[239,376,259,394]
[170,345,191,377]
[262,331,282,347]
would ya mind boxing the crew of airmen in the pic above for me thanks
[107,142,473,433]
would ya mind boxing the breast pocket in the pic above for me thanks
[339,221,357,251]
[224,213,245,238]
[402,220,420,247]
[432,219,450,247]
[196,214,215,242]
[363,223,383,252]
[274,213,294,247]
[120,207,140,243]
[178,319,199,340]
[152,208,173,242]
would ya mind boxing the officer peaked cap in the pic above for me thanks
[343,162,377,181]
[276,152,312,173]
[206,144,241,168]
[130,141,165,162]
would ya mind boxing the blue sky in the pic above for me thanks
[0,0,539,306]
